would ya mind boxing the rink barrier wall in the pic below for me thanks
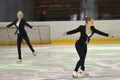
[0,38,120,45]
[51,38,120,44]
[0,20,120,44]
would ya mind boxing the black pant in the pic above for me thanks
[74,40,87,72]
[17,34,34,59]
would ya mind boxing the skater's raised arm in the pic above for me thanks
[63,26,82,36]
[7,20,16,28]
[91,26,109,37]
[91,26,114,38]
[24,19,37,30]
[24,20,33,29]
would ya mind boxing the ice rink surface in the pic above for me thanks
[0,44,120,80]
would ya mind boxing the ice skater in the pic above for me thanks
[63,16,113,78]
[7,10,37,63]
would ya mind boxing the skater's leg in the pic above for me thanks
[79,44,89,75]
[74,48,85,72]
[24,35,34,52]
[24,35,37,56]
[17,35,23,62]
[73,41,85,77]
[81,44,87,71]
[74,40,84,72]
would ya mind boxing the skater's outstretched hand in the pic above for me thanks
[63,32,67,36]
[108,34,114,38]
[32,27,37,30]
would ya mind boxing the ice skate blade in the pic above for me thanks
[72,75,78,79]
[33,51,37,56]
[16,59,22,64]
[79,72,89,76]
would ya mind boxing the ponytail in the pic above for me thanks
[85,16,92,23]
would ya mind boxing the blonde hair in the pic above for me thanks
[85,16,92,23]
[17,10,24,18]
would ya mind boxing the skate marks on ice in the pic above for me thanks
[0,44,120,80]
[72,70,120,80]
[0,70,72,80]
[0,70,120,80]
[73,74,120,79]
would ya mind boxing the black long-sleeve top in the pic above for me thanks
[67,25,109,44]
[7,19,33,36]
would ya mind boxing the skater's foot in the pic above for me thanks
[32,51,37,56]
[72,71,78,78]
[79,70,89,75]
[16,59,22,64]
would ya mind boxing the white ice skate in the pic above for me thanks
[72,71,78,78]
[16,59,22,64]
[33,51,37,56]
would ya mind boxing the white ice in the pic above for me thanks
[0,44,120,80]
